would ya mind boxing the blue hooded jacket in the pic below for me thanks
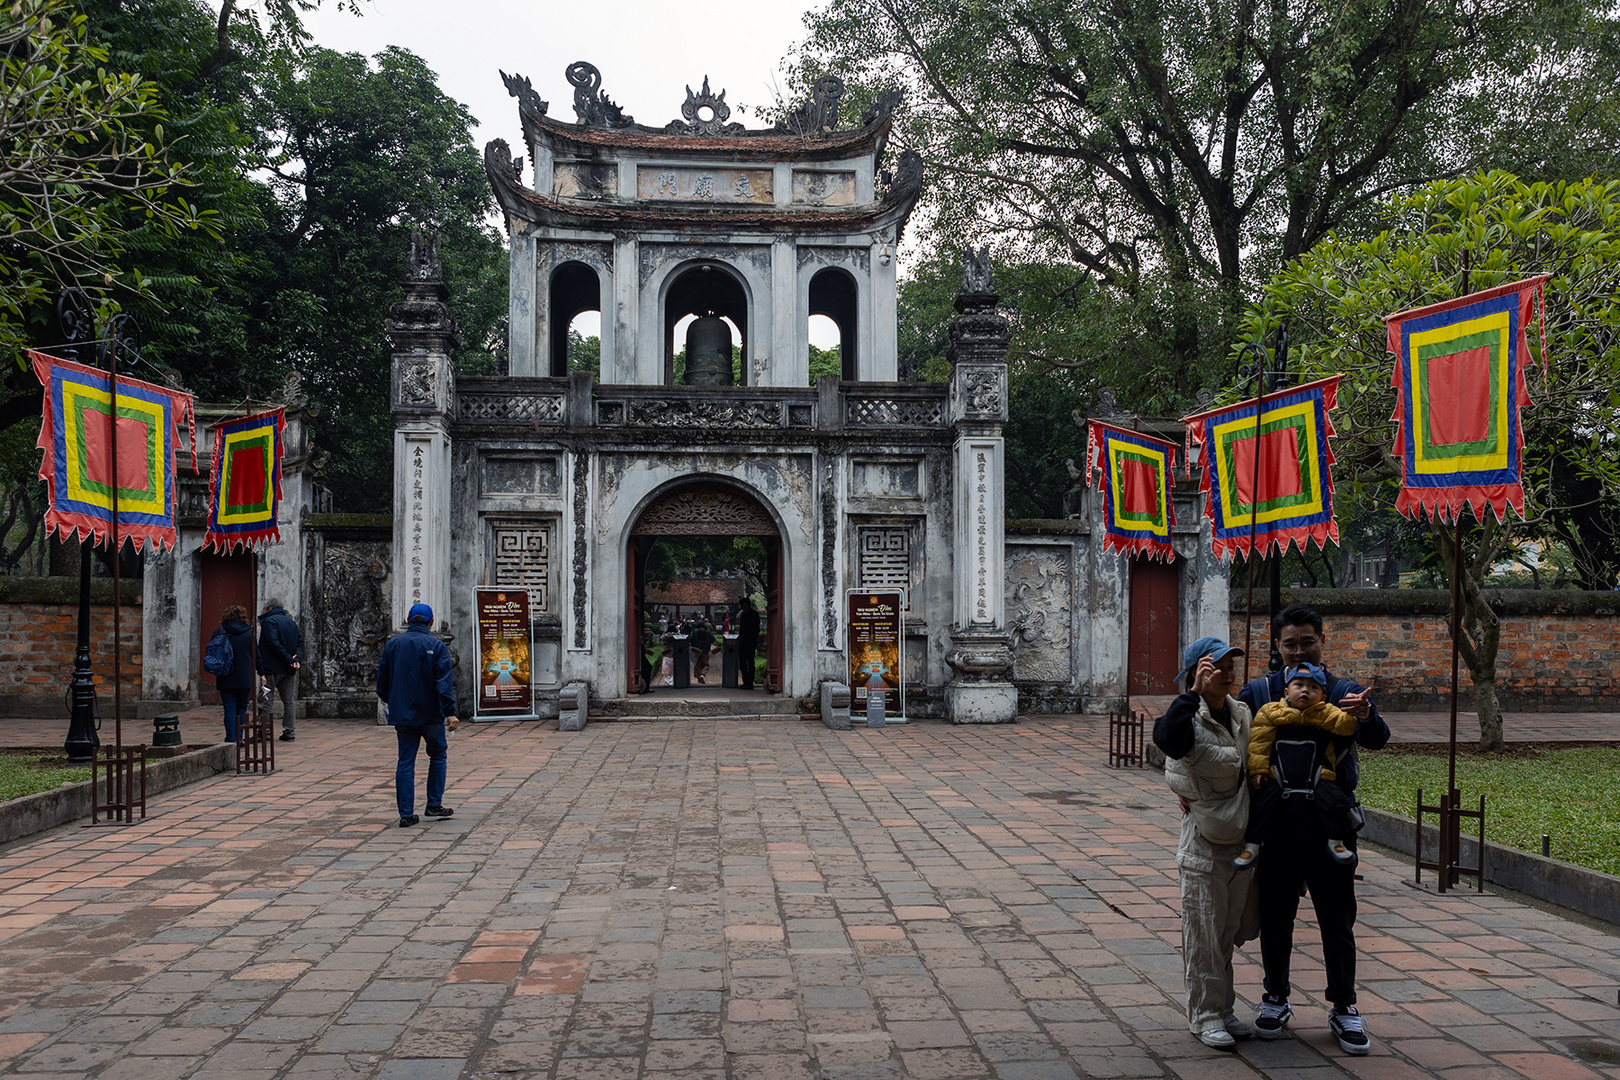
[376,624,455,725]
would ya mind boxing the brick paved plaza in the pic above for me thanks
[0,716,1616,1079]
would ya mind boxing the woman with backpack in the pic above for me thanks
[209,605,256,743]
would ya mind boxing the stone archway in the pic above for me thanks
[626,481,783,694]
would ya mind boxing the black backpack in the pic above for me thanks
[204,627,234,676]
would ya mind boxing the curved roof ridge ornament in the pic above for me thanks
[567,61,633,128]
[500,70,548,123]
[665,76,746,136]
[775,75,845,136]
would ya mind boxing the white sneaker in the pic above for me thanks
[1198,1027,1236,1050]
[1221,1012,1253,1038]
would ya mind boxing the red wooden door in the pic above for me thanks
[1128,556,1180,696]
[764,538,782,693]
[198,551,255,705]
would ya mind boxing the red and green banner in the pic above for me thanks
[205,409,286,552]
[1386,276,1547,523]
[1087,421,1178,562]
[31,351,195,552]
[1181,376,1342,560]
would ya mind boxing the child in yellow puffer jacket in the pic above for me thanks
[1232,662,1359,870]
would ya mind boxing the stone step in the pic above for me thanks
[587,696,813,721]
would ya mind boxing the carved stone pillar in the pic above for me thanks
[945,251,1016,723]
[386,230,459,631]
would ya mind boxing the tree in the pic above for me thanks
[796,0,1620,398]
[0,0,217,369]
[1241,172,1620,749]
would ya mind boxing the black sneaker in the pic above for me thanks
[279,732,295,742]
[1254,995,1292,1039]
[399,815,419,828]
[1329,1006,1370,1055]
[423,806,454,819]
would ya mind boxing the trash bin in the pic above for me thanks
[721,634,739,687]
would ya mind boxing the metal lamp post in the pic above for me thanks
[1233,327,1289,680]
[53,289,141,765]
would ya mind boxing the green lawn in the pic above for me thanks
[1357,747,1620,877]
[0,754,92,803]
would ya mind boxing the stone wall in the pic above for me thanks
[1230,588,1620,711]
[0,579,142,718]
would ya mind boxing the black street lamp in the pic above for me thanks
[54,289,141,765]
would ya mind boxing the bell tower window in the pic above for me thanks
[809,267,857,381]
[664,263,749,386]
[549,261,600,377]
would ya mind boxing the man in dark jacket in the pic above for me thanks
[1235,603,1390,1057]
[737,598,760,690]
[258,599,302,742]
[376,603,459,827]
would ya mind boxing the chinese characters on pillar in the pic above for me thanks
[974,450,990,624]
[409,443,425,601]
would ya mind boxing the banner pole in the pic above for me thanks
[108,340,122,755]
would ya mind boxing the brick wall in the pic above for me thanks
[0,585,142,719]
[1231,589,1620,711]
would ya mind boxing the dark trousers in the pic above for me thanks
[220,689,250,743]
[1257,834,1358,1007]
[394,723,448,817]
[738,637,757,688]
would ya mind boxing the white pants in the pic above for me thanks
[1178,815,1259,1033]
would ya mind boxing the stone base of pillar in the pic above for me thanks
[945,682,1018,724]
[944,628,1017,724]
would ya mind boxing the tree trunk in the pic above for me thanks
[1472,676,1505,752]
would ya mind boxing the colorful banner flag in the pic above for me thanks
[1181,376,1343,561]
[31,351,195,552]
[1385,276,1548,523]
[1086,421,1179,562]
[204,409,286,552]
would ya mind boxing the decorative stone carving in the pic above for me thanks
[397,361,438,408]
[797,245,870,272]
[775,75,844,136]
[631,483,776,536]
[956,365,1006,421]
[458,391,564,424]
[484,138,523,186]
[665,76,746,136]
[880,150,924,241]
[821,461,839,649]
[567,61,633,128]
[1006,545,1072,683]
[316,540,392,693]
[500,69,548,121]
[548,241,613,271]
[945,632,1015,681]
[553,162,617,200]
[1097,387,1123,416]
[791,172,858,207]
[623,399,782,429]
[491,523,551,611]
[846,394,947,428]
[860,89,904,128]
[635,166,773,204]
[385,229,459,355]
[638,243,771,287]
[275,369,309,411]
[962,247,994,294]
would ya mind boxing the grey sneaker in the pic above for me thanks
[1197,1027,1236,1050]
[1330,1006,1370,1055]
[1254,995,1292,1039]
[1221,1011,1253,1039]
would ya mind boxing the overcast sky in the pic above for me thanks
[302,0,824,161]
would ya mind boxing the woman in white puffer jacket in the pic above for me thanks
[1153,637,1261,1050]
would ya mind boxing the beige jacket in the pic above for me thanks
[1164,694,1253,857]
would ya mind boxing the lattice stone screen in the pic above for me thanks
[491,524,550,611]
[858,527,911,598]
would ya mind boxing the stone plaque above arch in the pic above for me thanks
[630,483,777,537]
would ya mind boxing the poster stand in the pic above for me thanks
[472,587,538,722]
[847,589,907,724]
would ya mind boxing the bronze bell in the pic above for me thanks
[685,314,733,386]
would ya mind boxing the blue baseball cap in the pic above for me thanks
[1177,636,1245,687]
[1284,662,1328,689]
[408,602,433,625]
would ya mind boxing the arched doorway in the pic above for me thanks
[626,481,782,695]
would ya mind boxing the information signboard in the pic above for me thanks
[847,590,904,716]
[473,588,533,718]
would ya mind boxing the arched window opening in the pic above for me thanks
[549,261,600,378]
[566,311,600,377]
[808,314,841,386]
[809,268,857,381]
[664,264,748,386]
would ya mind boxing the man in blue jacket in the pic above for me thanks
[1237,603,1390,1056]
[376,603,459,827]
